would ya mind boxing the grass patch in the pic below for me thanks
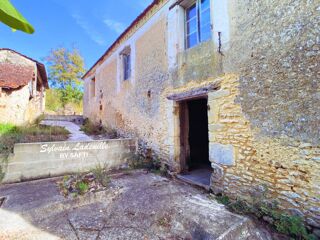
[0,122,69,158]
[0,120,70,183]
[0,123,17,135]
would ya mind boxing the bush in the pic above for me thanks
[274,215,316,240]
[45,88,83,114]
[0,123,17,136]
[215,195,230,205]
[92,164,110,187]
[45,89,63,112]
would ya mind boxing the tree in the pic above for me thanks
[0,0,34,34]
[45,47,86,107]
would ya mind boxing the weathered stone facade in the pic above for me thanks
[83,0,320,227]
[0,49,48,125]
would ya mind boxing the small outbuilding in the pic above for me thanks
[0,48,48,125]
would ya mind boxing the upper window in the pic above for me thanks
[90,77,96,98]
[123,53,131,81]
[186,0,212,49]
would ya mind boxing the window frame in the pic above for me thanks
[90,77,96,98]
[123,53,131,81]
[185,0,212,49]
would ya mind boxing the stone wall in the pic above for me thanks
[2,139,136,183]
[84,12,172,161]
[208,74,320,228]
[0,86,44,125]
[0,50,45,125]
[209,0,320,227]
[83,0,319,226]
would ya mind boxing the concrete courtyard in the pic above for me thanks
[0,170,272,240]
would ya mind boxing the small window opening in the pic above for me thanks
[123,53,131,80]
[121,46,131,81]
[90,77,96,98]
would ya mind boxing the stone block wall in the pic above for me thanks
[0,85,44,125]
[0,50,45,125]
[208,74,320,228]
[83,0,319,226]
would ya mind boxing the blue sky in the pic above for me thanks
[0,0,153,69]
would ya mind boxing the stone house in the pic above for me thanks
[0,49,48,125]
[83,0,319,227]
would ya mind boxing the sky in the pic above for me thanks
[0,0,153,69]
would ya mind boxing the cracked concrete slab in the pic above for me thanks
[0,170,272,239]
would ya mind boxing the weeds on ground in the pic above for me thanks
[128,153,151,169]
[211,189,316,240]
[81,119,117,138]
[91,164,111,187]
[157,214,172,228]
[59,174,90,197]
[128,153,168,176]
[58,165,111,198]
[76,181,89,195]
[215,195,230,206]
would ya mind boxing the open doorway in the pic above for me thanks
[178,98,211,189]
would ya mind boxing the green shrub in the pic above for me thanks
[274,214,316,240]
[215,195,230,205]
[45,89,64,112]
[0,124,17,136]
[76,181,89,195]
[92,164,110,187]
[210,190,315,240]
[45,88,83,114]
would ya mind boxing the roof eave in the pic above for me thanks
[82,0,162,80]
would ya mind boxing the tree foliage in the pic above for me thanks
[45,47,86,107]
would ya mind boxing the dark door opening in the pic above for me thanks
[187,98,210,170]
[178,98,211,189]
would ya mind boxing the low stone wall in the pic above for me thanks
[1,139,136,183]
[44,115,84,124]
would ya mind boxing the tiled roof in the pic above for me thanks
[0,48,48,89]
[0,63,34,89]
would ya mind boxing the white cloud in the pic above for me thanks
[103,19,126,34]
[72,13,106,46]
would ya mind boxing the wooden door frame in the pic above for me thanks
[178,95,208,173]
[179,101,190,173]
